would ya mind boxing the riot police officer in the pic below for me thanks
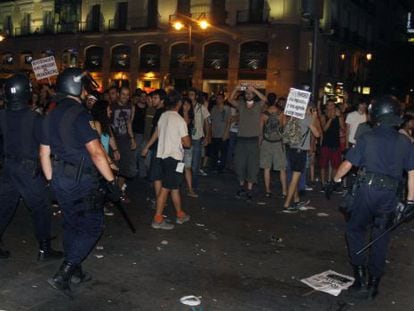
[0,74,62,260]
[40,68,120,296]
[332,95,414,300]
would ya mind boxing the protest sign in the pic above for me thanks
[301,270,354,296]
[31,56,59,80]
[284,88,311,120]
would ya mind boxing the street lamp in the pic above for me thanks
[366,53,373,61]
[0,34,5,42]
[171,14,210,59]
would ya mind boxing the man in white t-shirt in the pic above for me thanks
[188,88,211,190]
[151,91,192,230]
[346,100,368,148]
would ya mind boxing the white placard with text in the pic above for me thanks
[31,56,59,80]
[284,88,311,120]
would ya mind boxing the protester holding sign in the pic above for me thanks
[283,103,320,213]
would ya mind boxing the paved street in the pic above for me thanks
[0,172,413,311]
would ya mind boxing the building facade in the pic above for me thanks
[0,0,402,97]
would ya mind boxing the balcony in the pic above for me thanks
[9,17,156,37]
[236,9,269,24]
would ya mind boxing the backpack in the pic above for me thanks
[282,117,308,146]
[263,111,282,142]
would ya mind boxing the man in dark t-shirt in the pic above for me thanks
[319,100,345,186]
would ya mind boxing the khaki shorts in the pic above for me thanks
[259,140,286,171]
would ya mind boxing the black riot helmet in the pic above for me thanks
[4,74,31,111]
[56,67,86,97]
[369,95,402,126]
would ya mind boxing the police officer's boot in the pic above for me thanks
[349,265,368,298]
[366,276,381,300]
[0,239,10,259]
[48,261,75,298]
[37,240,63,261]
[71,264,92,285]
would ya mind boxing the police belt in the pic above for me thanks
[357,171,399,192]
[52,156,97,179]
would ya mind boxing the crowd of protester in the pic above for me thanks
[1,81,413,226]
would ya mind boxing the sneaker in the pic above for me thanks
[236,188,246,199]
[305,185,313,191]
[104,207,114,216]
[296,200,310,207]
[187,191,199,198]
[265,192,272,198]
[199,169,208,176]
[151,220,175,230]
[246,192,253,202]
[282,206,299,214]
[176,214,191,224]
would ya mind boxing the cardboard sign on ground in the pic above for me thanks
[284,88,311,120]
[31,56,59,80]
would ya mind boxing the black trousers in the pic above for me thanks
[346,184,397,278]
[210,138,228,171]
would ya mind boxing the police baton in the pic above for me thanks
[355,219,402,255]
[114,200,136,234]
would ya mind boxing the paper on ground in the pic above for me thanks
[301,270,354,296]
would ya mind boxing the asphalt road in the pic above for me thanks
[0,171,413,311]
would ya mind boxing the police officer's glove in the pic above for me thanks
[325,180,341,200]
[106,180,121,203]
[404,200,414,223]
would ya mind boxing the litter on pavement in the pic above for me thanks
[301,270,354,296]
[180,295,202,306]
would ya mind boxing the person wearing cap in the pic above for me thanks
[0,74,63,261]
[85,91,99,112]
[40,68,121,297]
[332,95,414,300]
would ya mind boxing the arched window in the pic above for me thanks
[84,46,103,71]
[140,44,161,72]
[239,41,268,79]
[111,45,130,71]
[239,41,268,70]
[170,43,193,69]
[203,42,229,79]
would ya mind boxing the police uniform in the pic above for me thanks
[0,74,62,260]
[340,95,414,299]
[42,68,119,296]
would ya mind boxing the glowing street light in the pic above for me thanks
[198,19,209,30]
[173,21,184,31]
[366,53,373,61]
[0,34,5,42]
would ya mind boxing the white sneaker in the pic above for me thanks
[151,220,175,230]
[176,214,190,224]
[104,207,114,216]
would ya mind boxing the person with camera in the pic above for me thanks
[228,85,267,202]
[319,99,345,188]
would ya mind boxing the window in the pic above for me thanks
[43,11,54,33]
[111,45,131,71]
[85,46,103,71]
[140,44,161,71]
[21,13,31,35]
[116,2,128,30]
[177,0,190,16]
[2,53,14,65]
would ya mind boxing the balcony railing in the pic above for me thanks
[236,9,269,24]
[10,18,155,37]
